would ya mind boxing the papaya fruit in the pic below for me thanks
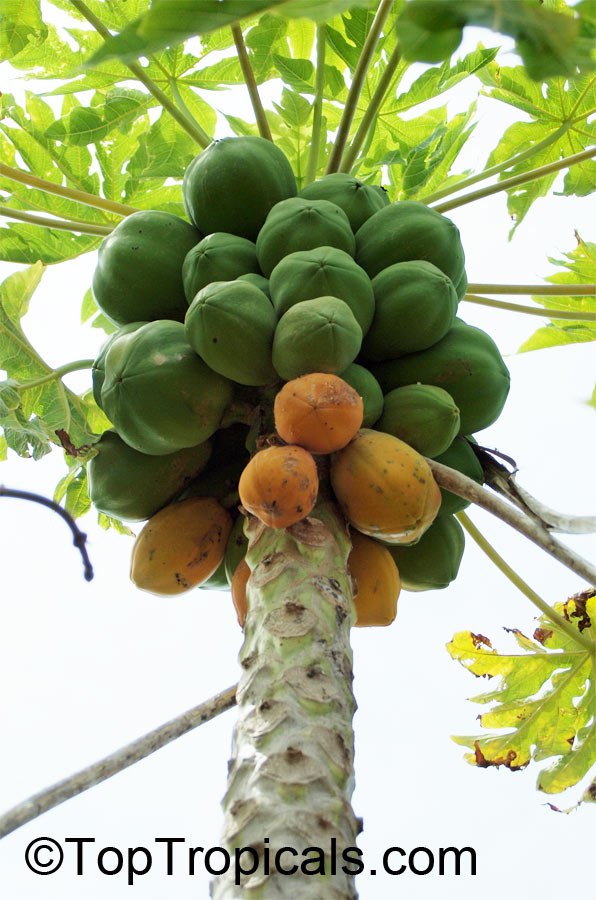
[378,384,461,458]
[299,173,390,233]
[387,514,465,591]
[231,557,250,627]
[330,429,441,544]
[101,320,233,455]
[453,268,468,301]
[362,260,458,361]
[349,531,400,627]
[199,557,230,591]
[355,200,465,286]
[91,321,146,410]
[92,210,201,325]
[256,198,356,276]
[239,444,319,528]
[87,429,212,522]
[268,246,375,334]
[130,497,233,595]
[181,458,245,506]
[183,136,297,241]
[338,363,383,428]
[237,272,271,299]
[433,436,484,515]
[274,373,363,454]
[224,514,249,584]
[185,280,277,386]
[370,319,510,435]
[272,297,362,381]
[182,233,260,303]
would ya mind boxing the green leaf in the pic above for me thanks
[97,512,134,536]
[0,224,101,266]
[127,111,197,180]
[45,89,150,146]
[0,0,46,62]
[54,466,92,519]
[519,235,596,352]
[273,55,315,92]
[448,592,596,793]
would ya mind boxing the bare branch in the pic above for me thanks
[0,685,237,839]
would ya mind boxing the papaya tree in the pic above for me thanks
[0,1,595,897]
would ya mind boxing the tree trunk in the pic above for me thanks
[212,503,360,898]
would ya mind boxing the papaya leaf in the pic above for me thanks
[393,47,499,114]
[519,235,596,353]
[0,0,46,63]
[0,225,101,266]
[397,0,595,80]
[45,89,151,147]
[97,512,134,536]
[448,593,596,794]
[53,466,92,519]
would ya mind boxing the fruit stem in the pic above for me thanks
[0,206,112,236]
[463,293,596,321]
[12,360,95,392]
[70,0,212,149]
[304,23,327,185]
[0,164,137,218]
[432,147,596,214]
[340,40,402,174]
[457,511,594,651]
[326,0,394,174]
[231,24,273,142]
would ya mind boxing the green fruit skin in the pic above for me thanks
[101,320,234,455]
[200,557,231,591]
[256,197,356,276]
[370,319,510,435]
[237,272,271,299]
[88,430,212,522]
[378,384,461,458]
[388,514,465,591]
[299,173,390,233]
[269,246,375,335]
[224,515,249,584]
[92,321,147,409]
[183,136,297,241]
[355,200,465,285]
[338,363,383,427]
[182,233,260,303]
[185,281,277,386]
[92,211,201,325]
[434,436,484,516]
[362,260,458,361]
[181,458,245,504]
[272,296,363,381]
[453,267,468,301]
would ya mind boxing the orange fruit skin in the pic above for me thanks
[239,444,319,528]
[231,557,250,626]
[274,373,364,454]
[349,531,400,627]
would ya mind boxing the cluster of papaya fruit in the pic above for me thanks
[86,135,510,626]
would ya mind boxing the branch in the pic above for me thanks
[0,163,136,217]
[326,0,394,174]
[0,685,237,839]
[463,294,596,322]
[339,41,402,174]
[305,23,327,185]
[0,487,93,581]
[0,206,112,236]
[433,147,596,214]
[70,0,212,149]
[467,283,596,296]
[457,511,594,651]
[10,359,95,391]
[426,460,596,586]
[231,24,272,142]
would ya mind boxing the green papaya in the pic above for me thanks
[200,557,230,591]
[433,436,484,515]
[272,297,362,381]
[362,260,458,361]
[87,429,212,522]
[355,200,465,285]
[182,233,260,303]
[92,210,201,325]
[269,246,375,334]
[299,173,390,233]
[256,198,355,276]
[101,320,234,455]
[183,136,297,241]
[185,281,277,386]
[388,514,465,591]
[378,384,460,458]
[92,321,146,410]
[453,268,468,301]
[224,515,248,584]
[338,363,383,428]
[370,319,510,435]
[181,458,245,505]
[237,272,271,299]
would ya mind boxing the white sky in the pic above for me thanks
[0,20,595,900]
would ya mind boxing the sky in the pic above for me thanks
[0,18,595,900]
